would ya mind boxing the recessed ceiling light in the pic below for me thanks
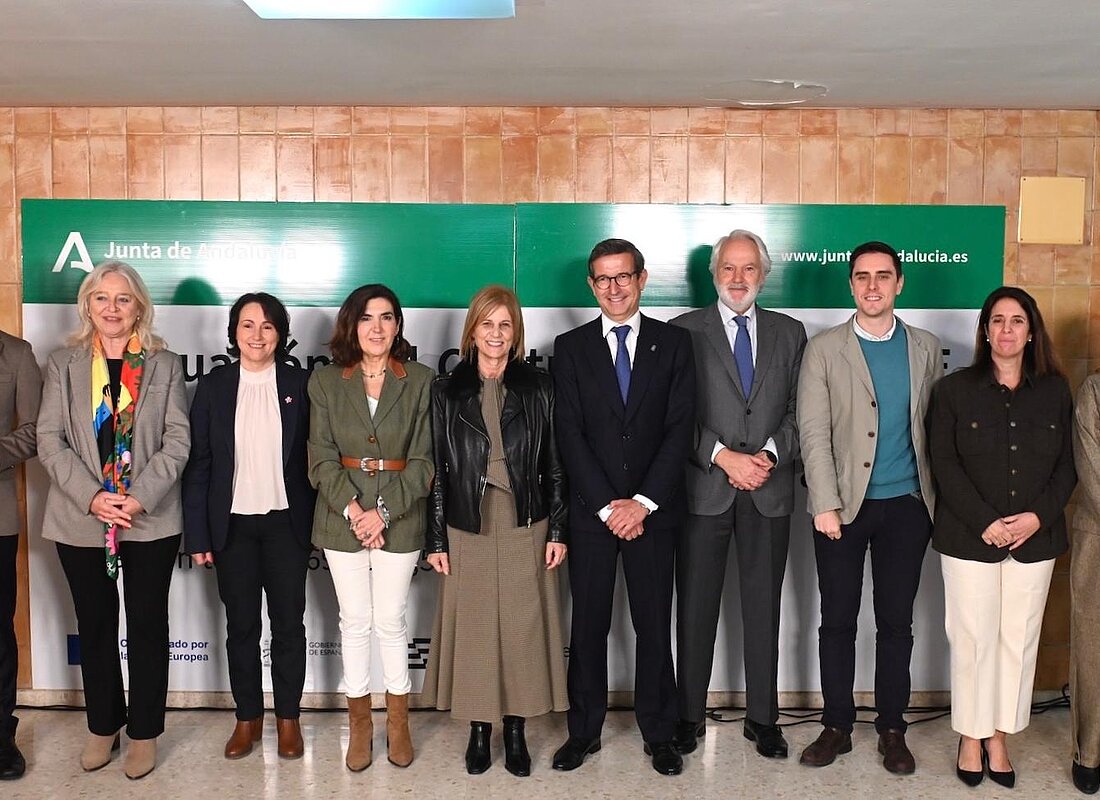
[241,0,515,19]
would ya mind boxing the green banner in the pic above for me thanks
[22,200,1003,308]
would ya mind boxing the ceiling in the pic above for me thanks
[2,0,1099,109]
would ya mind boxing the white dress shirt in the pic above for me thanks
[231,363,289,515]
[853,314,898,342]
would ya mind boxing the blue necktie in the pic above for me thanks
[613,325,631,404]
[733,315,754,396]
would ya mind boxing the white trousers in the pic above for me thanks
[325,547,421,697]
[941,553,1055,738]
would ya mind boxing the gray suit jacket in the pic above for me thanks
[672,304,807,517]
[798,316,940,524]
[0,331,42,536]
[1073,373,1100,535]
[37,346,191,546]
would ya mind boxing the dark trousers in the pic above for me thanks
[566,523,677,744]
[813,494,931,734]
[56,534,181,739]
[0,536,17,737]
[215,510,309,720]
[676,492,790,726]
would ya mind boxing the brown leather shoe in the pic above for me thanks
[345,695,373,771]
[878,729,916,775]
[276,717,304,760]
[385,692,414,767]
[224,716,263,759]
[799,726,852,767]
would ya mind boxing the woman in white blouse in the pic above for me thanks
[182,293,317,761]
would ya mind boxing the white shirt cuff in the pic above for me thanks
[710,441,726,464]
[633,494,658,513]
[597,504,612,522]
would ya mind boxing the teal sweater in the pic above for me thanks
[858,326,920,499]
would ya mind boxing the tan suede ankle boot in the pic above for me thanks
[345,694,373,771]
[385,692,414,767]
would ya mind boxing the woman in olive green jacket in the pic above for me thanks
[308,284,433,772]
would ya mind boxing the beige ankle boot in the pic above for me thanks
[385,692,414,767]
[124,738,157,780]
[80,731,120,772]
[345,694,373,771]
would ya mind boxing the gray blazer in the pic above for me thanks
[798,316,940,524]
[672,304,807,517]
[37,346,191,546]
[1073,373,1100,536]
[0,331,42,537]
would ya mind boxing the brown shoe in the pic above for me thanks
[799,726,852,767]
[878,729,915,775]
[224,716,263,759]
[80,731,121,772]
[345,694,373,771]
[385,692,414,767]
[124,738,157,780]
[275,717,304,760]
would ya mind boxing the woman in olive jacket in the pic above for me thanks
[308,284,434,771]
[422,285,568,777]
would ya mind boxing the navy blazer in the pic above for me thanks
[552,314,696,532]
[182,361,316,554]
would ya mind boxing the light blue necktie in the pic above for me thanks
[733,315,754,396]
[613,325,631,404]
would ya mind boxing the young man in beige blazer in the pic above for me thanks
[797,241,941,775]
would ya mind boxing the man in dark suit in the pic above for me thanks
[551,238,695,776]
[0,330,42,781]
[670,230,806,760]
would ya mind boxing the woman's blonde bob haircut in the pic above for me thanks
[69,260,165,352]
[459,285,525,363]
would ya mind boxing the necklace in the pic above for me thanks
[362,365,387,379]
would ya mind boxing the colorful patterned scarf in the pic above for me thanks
[91,333,143,579]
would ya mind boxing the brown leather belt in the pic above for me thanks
[340,456,407,473]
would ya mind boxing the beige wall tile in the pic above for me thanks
[201,135,240,200]
[873,137,910,204]
[0,208,16,283]
[464,137,503,203]
[14,108,51,134]
[89,135,127,198]
[687,137,725,204]
[762,137,799,204]
[428,135,464,202]
[612,136,650,202]
[313,106,351,135]
[351,135,390,202]
[947,137,984,204]
[688,108,726,136]
[762,110,799,136]
[390,108,427,135]
[837,109,875,136]
[537,135,575,202]
[51,135,89,198]
[502,135,537,203]
[202,107,239,133]
[799,136,837,204]
[0,139,12,207]
[576,108,612,136]
[875,109,911,136]
[465,107,502,136]
[800,109,837,136]
[1018,245,1055,285]
[314,137,352,202]
[276,136,314,201]
[983,136,1021,206]
[611,108,650,136]
[352,107,390,135]
[1022,110,1059,136]
[985,110,1022,137]
[390,135,428,202]
[15,135,50,200]
[164,107,202,133]
[576,136,612,203]
[502,108,538,136]
[725,137,762,204]
[426,107,464,135]
[163,135,201,200]
[1055,245,1091,284]
[650,135,687,203]
[651,108,688,136]
[239,135,276,201]
[910,109,948,137]
[1022,137,1058,175]
[126,134,163,198]
[51,108,88,134]
[126,107,163,134]
[0,109,11,135]
[537,107,575,135]
[726,109,762,136]
[910,137,947,204]
[1061,110,1098,137]
[948,109,984,137]
[837,136,874,204]
[1052,285,1089,358]
[240,107,277,133]
[277,106,314,134]
[89,108,126,134]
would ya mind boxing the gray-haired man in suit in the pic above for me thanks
[671,230,806,759]
[0,331,41,781]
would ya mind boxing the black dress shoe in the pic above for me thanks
[0,725,25,781]
[673,720,704,754]
[552,736,601,771]
[502,716,531,777]
[644,741,684,775]
[982,739,1015,789]
[955,737,983,787]
[465,721,492,775]
[743,718,789,759]
[1074,761,1100,794]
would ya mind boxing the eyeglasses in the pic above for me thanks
[591,271,639,290]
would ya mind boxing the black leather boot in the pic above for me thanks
[0,717,26,780]
[465,721,492,774]
[503,716,531,777]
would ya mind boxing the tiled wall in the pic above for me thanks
[4,105,1098,690]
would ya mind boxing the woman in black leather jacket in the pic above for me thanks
[421,285,568,777]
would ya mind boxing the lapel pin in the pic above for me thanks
[284,396,293,404]
[650,344,657,351]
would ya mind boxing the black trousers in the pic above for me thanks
[812,494,931,734]
[676,492,790,726]
[0,536,17,738]
[566,523,678,744]
[56,534,181,739]
[215,510,309,720]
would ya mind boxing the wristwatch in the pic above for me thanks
[762,450,778,469]
[376,496,391,528]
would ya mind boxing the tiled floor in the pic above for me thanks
[2,705,1086,798]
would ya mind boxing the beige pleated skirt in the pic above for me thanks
[421,485,568,721]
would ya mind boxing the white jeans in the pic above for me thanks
[941,553,1055,738]
[325,547,421,697]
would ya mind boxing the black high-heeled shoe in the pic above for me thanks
[956,737,983,787]
[503,715,531,777]
[465,721,492,775]
[982,738,1016,789]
